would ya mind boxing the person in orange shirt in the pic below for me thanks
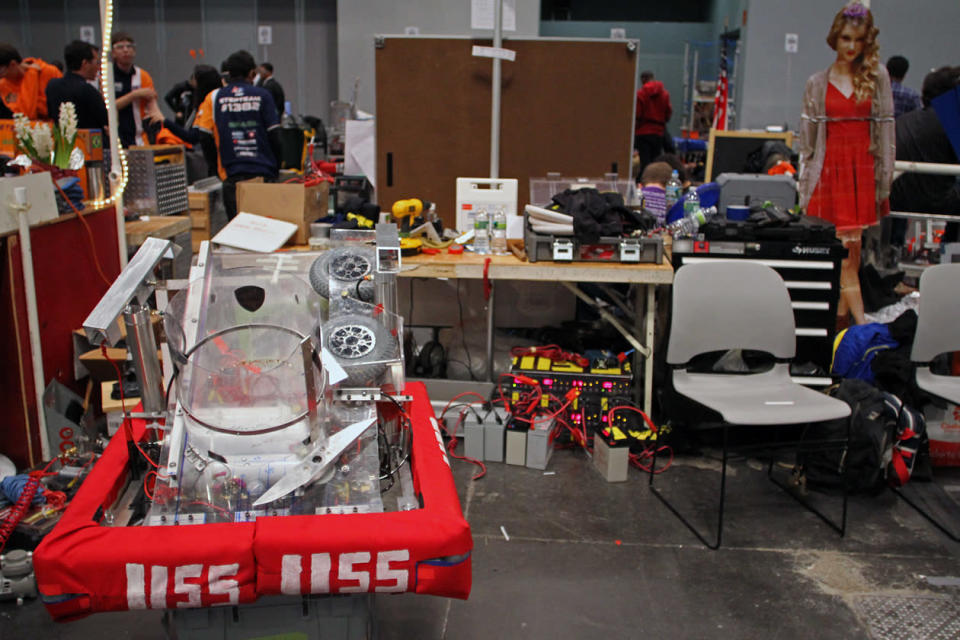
[0,43,63,119]
[110,32,158,147]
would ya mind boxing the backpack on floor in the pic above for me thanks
[799,379,895,495]
[882,392,928,486]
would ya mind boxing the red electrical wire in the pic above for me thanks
[0,477,41,552]
[0,456,61,552]
[101,344,159,469]
[509,344,590,368]
[143,470,157,500]
[442,410,487,480]
[606,405,673,474]
[52,179,113,288]
[482,258,492,301]
[440,391,487,421]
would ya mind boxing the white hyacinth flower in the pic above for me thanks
[33,122,54,162]
[58,102,78,143]
[13,113,31,144]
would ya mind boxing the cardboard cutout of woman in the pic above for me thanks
[799,1,895,327]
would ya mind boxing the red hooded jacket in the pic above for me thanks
[635,81,672,136]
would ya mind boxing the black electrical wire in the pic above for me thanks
[408,277,415,326]
[164,366,181,409]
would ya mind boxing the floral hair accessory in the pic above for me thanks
[842,2,868,19]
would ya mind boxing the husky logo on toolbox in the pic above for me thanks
[792,245,831,255]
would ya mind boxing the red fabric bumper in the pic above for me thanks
[34,382,471,621]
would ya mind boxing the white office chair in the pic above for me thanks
[894,263,960,541]
[649,261,852,549]
[912,264,960,404]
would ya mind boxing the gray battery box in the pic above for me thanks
[463,409,507,462]
[526,415,556,470]
[593,436,630,482]
[505,423,528,466]
[523,212,663,264]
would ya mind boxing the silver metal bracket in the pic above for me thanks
[552,239,574,261]
[123,412,167,421]
[620,238,641,263]
[83,237,179,346]
[333,389,412,403]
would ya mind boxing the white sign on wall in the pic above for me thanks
[471,0,517,31]
[79,26,96,45]
[785,33,799,54]
[258,25,273,46]
[610,28,626,39]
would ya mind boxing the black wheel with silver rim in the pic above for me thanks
[321,314,397,386]
[309,246,377,301]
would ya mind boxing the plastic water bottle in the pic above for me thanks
[491,206,508,255]
[473,207,490,254]
[665,205,718,237]
[683,186,700,218]
[665,170,682,210]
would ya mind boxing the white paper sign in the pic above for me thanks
[785,33,799,54]
[212,213,297,253]
[345,119,377,190]
[258,25,273,46]
[471,0,517,31]
[404,26,420,35]
[610,28,626,39]
[79,26,96,44]
[472,45,517,62]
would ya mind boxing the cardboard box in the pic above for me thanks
[236,178,328,245]
[75,129,104,162]
[0,119,16,155]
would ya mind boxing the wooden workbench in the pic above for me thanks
[401,250,673,284]
[124,215,191,246]
[401,250,674,415]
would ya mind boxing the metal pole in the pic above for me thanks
[489,0,503,178]
[10,187,50,462]
[688,49,699,133]
[895,160,960,176]
[101,0,128,268]
[124,304,165,413]
[682,42,690,131]
[486,281,495,381]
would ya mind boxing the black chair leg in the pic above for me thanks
[766,416,849,539]
[649,424,728,549]
[767,465,847,537]
[891,486,960,542]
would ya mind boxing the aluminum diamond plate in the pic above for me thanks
[854,594,960,640]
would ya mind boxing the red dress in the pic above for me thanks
[806,83,876,230]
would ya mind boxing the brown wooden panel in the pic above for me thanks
[500,40,636,211]
[376,38,492,229]
[376,38,636,229]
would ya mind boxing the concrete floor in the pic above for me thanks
[4,450,960,639]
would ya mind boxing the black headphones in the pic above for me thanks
[414,341,446,378]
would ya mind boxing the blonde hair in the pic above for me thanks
[826,2,880,104]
